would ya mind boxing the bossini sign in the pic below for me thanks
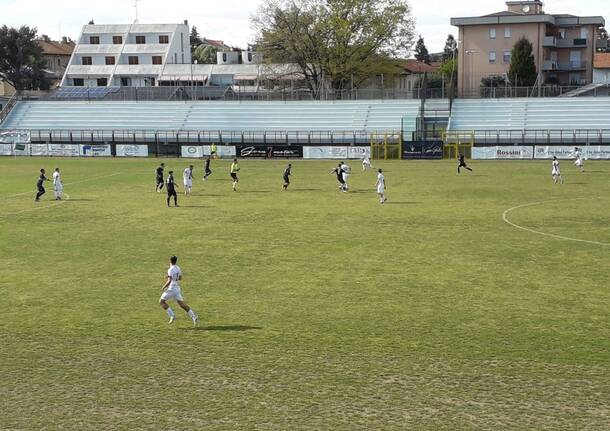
[472,146,534,160]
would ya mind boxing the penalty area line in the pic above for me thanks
[502,199,610,247]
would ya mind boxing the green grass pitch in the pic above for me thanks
[1,157,609,429]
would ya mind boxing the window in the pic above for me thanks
[489,28,496,39]
[73,78,84,86]
[89,36,100,45]
[503,51,511,63]
[504,26,511,38]
[105,56,116,65]
[128,56,139,65]
[97,78,108,87]
[159,35,169,44]
[489,51,497,63]
[81,56,92,65]
[135,35,146,44]
[152,56,163,65]
[222,53,227,62]
[113,36,123,44]
[120,77,132,86]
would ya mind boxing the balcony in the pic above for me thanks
[543,60,588,71]
[543,36,588,48]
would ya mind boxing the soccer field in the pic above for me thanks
[1,157,609,430]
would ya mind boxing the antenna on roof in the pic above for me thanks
[134,0,143,23]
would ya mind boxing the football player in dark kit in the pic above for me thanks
[166,170,179,207]
[35,168,50,201]
[282,163,292,191]
[457,153,473,174]
[203,157,212,181]
[330,163,347,192]
[155,162,165,192]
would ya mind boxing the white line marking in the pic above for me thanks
[5,172,121,199]
[502,199,610,246]
[0,193,71,217]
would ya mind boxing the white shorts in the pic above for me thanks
[342,173,349,182]
[377,185,385,194]
[362,160,371,166]
[575,159,583,167]
[160,286,184,302]
[184,180,192,188]
[54,183,63,192]
[552,169,560,176]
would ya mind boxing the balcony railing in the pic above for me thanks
[543,36,588,48]
[543,61,588,71]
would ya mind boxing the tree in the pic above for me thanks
[442,34,457,62]
[0,25,48,92]
[414,36,430,64]
[252,0,415,98]
[190,26,203,54]
[193,44,218,64]
[597,27,609,52]
[508,37,537,86]
[481,74,508,87]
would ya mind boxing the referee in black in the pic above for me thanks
[282,163,292,191]
[203,157,212,180]
[156,162,165,192]
[166,170,179,207]
[457,153,473,174]
[35,168,49,201]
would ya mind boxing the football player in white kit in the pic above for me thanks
[573,147,584,172]
[52,168,63,200]
[552,156,564,184]
[376,169,387,204]
[159,255,198,326]
[362,153,373,171]
[183,165,194,196]
[340,162,351,191]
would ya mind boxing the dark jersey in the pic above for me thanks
[205,159,211,170]
[37,173,47,187]
[458,154,465,164]
[333,167,344,181]
[283,166,291,179]
[166,175,176,192]
[156,166,164,178]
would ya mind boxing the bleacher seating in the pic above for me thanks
[1,100,422,140]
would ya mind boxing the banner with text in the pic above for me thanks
[116,144,149,157]
[0,130,30,144]
[236,145,303,159]
[81,144,112,157]
[402,142,443,160]
[182,145,205,158]
[303,146,369,159]
[535,145,610,160]
[472,146,534,160]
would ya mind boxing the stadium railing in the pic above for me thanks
[0,93,19,125]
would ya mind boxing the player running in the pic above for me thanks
[457,153,472,174]
[35,168,50,201]
[210,143,218,159]
[203,157,212,180]
[362,152,373,171]
[340,161,351,191]
[183,165,194,196]
[230,158,240,191]
[155,163,165,192]
[159,255,198,326]
[574,147,584,172]
[376,169,387,204]
[166,170,179,206]
[282,163,292,191]
[552,156,564,184]
[330,163,347,192]
[52,168,63,200]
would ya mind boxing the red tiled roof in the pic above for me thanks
[38,40,75,56]
[401,59,440,74]
[594,53,610,69]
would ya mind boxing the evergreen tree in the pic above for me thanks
[0,25,48,91]
[442,34,457,61]
[508,37,537,86]
[190,26,202,51]
[414,36,430,64]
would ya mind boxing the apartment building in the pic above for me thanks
[61,22,190,87]
[451,1,605,96]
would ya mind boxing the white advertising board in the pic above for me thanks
[182,145,204,158]
[580,146,610,160]
[347,146,371,159]
[534,146,579,159]
[0,130,30,144]
[116,144,149,157]
[49,144,80,157]
[472,146,534,160]
[202,145,236,157]
[304,146,348,159]
[80,144,112,157]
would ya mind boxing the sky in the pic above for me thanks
[0,0,606,54]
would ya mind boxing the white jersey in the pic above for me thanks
[377,172,385,193]
[183,168,192,181]
[167,265,181,288]
[53,171,61,185]
[552,160,560,174]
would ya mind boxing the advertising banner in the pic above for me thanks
[116,144,149,157]
[48,144,80,157]
[0,130,30,144]
[472,146,534,160]
[347,146,371,159]
[236,145,303,158]
[303,146,348,159]
[182,145,204,158]
[402,142,443,160]
[0,144,12,155]
[81,144,112,157]
[583,146,610,159]
[202,145,236,158]
[534,146,579,159]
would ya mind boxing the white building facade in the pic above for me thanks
[62,22,191,87]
